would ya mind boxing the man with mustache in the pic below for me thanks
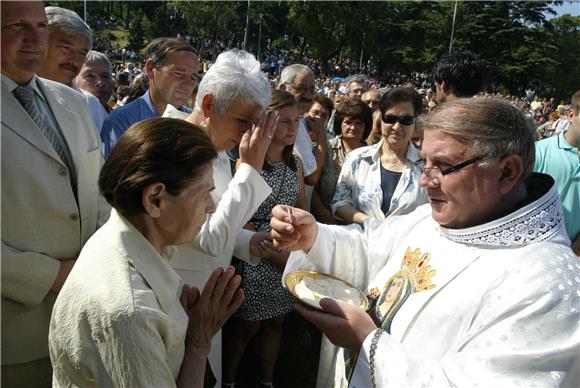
[101,38,199,157]
[38,6,107,134]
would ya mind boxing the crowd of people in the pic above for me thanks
[2,2,579,388]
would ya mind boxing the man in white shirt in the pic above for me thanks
[279,64,322,208]
[271,97,578,387]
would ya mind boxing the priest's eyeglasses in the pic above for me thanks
[420,156,484,184]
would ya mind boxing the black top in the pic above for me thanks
[380,165,402,215]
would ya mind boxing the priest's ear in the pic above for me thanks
[497,154,524,195]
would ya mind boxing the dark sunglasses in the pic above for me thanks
[382,114,415,126]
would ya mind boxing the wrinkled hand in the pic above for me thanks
[239,110,279,172]
[249,231,273,257]
[295,298,376,351]
[183,267,244,353]
[270,205,317,252]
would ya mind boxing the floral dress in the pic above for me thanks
[235,155,303,321]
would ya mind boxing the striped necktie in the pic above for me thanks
[12,85,68,163]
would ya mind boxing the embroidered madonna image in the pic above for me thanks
[375,247,437,333]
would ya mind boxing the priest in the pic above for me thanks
[270,97,579,388]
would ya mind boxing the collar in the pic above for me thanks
[558,130,576,151]
[2,74,46,101]
[141,90,160,115]
[439,173,566,247]
[108,209,182,313]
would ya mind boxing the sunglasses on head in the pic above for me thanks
[382,114,415,126]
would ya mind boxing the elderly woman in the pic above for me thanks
[49,118,242,387]
[223,90,308,388]
[311,98,373,224]
[163,49,275,386]
[332,87,427,225]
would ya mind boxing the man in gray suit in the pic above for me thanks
[1,1,109,385]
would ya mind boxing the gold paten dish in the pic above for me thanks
[284,270,369,311]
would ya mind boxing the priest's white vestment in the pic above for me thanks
[284,174,579,387]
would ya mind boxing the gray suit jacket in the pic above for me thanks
[1,76,110,365]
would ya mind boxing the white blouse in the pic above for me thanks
[50,210,187,387]
[331,140,427,222]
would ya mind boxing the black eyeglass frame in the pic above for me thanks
[381,114,416,126]
[421,155,484,179]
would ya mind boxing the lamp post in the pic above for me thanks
[257,13,263,61]
[449,1,458,54]
[243,0,250,50]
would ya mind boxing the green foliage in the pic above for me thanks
[50,0,579,98]
[127,10,146,51]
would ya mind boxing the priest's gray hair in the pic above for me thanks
[195,49,270,115]
[423,97,535,182]
[45,6,92,49]
[280,64,314,85]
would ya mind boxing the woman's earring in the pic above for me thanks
[201,118,208,129]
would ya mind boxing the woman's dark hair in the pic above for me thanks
[264,89,299,172]
[378,87,423,117]
[333,97,373,140]
[99,118,217,216]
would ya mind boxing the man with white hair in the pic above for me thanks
[271,97,578,388]
[279,64,323,207]
[344,74,370,100]
[76,50,115,113]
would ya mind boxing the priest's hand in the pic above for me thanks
[295,298,376,351]
[270,205,317,252]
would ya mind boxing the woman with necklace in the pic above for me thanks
[312,98,373,224]
[223,90,307,388]
[332,87,427,225]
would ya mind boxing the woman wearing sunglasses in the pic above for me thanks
[331,87,427,225]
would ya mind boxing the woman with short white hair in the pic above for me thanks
[163,49,278,386]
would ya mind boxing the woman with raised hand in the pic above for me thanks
[332,87,427,225]
[49,118,243,388]
[223,90,308,388]
[163,49,276,385]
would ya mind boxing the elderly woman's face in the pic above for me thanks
[380,101,415,148]
[210,98,263,151]
[341,116,366,142]
[159,164,216,247]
